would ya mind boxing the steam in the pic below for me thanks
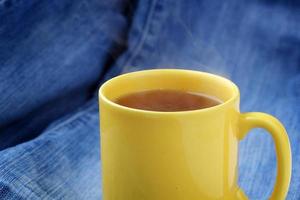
[120,8,231,81]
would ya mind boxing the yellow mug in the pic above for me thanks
[99,69,291,200]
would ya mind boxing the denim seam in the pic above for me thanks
[131,0,167,63]
[100,0,167,79]
[119,0,159,70]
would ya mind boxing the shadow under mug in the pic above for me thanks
[99,69,291,200]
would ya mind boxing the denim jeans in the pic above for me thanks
[0,0,299,199]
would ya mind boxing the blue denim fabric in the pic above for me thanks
[0,0,130,149]
[107,1,300,199]
[0,99,100,199]
[0,0,299,199]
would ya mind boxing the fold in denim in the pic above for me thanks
[0,0,299,199]
[0,0,131,149]
[105,0,300,199]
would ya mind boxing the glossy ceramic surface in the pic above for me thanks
[99,69,291,200]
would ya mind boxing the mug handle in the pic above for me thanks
[238,112,292,200]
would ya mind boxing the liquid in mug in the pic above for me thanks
[115,89,222,112]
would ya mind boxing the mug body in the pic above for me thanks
[99,69,246,200]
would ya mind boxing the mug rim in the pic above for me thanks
[99,69,240,115]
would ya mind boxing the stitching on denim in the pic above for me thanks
[119,0,159,71]
[98,0,167,81]
[131,0,166,63]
